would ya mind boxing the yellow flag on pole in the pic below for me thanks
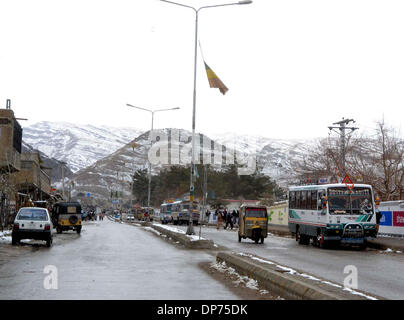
[204,62,228,95]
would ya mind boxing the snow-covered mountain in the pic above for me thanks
[22,121,144,173]
[69,128,318,200]
[21,122,319,201]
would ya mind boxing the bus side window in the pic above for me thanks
[296,191,301,209]
[302,191,307,209]
[289,191,296,209]
[306,191,311,209]
[311,190,317,209]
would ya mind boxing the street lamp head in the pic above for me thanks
[238,0,252,4]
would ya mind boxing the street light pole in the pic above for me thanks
[160,0,252,235]
[127,104,179,221]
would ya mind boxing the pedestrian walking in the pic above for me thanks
[225,210,234,230]
[231,209,237,226]
[205,210,211,224]
[217,210,224,230]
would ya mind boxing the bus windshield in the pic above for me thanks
[182,204,198,210]
[328,187,373,215]
[245,208,267,218]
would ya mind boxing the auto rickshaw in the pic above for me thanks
[51,202,82,234]
[238,204,268,244]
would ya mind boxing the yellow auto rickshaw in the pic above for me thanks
[238,204,268,244]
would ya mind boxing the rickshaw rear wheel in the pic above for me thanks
[56,226,62,234]
[238,234,241,242]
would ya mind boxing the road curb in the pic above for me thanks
[216,251,383,300]
[366,238,404,251]
[151,225,214,249]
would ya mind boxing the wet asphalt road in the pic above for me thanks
[0,219,239,300]
[175,224,404,300]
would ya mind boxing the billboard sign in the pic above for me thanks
[393,211,404,227]
[380,211,392,226]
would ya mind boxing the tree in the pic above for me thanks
[131,169,150,206]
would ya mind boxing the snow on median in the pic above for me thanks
[155,224,208,242]
[236,252,378,300]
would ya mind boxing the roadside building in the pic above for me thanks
[0,104,23,228]
[0,106,22,173]
[13,152,53,209]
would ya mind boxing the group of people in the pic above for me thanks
[213,208,239,230]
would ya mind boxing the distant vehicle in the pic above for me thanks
[171,200,200,225]
[12,207,53,247]
[134,207,154,221]
[51,202,82,234]
[126,214,135,221]
[288,183,377,249]
[160,202,173,224]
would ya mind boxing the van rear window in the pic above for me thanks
[18,209,48,221]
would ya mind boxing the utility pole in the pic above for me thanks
[60,161,66,200]
[328,118,359,178]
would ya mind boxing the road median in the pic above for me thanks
[216,251,384,300]
[150,224,215,249]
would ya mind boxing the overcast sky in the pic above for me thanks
[1,0,403,139]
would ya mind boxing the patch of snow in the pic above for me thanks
[343,287,377,300]
[236,252,377,300]
[144,227,162,236]
[210,261,259,291]
[156,224,207,241]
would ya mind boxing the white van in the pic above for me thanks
[12,207,53,247]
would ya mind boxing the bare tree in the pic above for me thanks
[295,120,404,201]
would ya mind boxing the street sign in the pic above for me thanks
[342,174,354,191]
[319,177,329,184]
[86,192,91,198]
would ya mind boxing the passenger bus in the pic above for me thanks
[160,202,173,224]
[170,200,200,225]
[288,183,377,249]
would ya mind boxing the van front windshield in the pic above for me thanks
[328,187,373,215]
[245,208,267,218]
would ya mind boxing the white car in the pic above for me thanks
[12,207,53,247]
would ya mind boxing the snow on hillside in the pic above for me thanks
[21,122,319,200]
[22,121,144,173]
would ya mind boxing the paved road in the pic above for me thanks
[0,219,239,299]
[174,224,404,300]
